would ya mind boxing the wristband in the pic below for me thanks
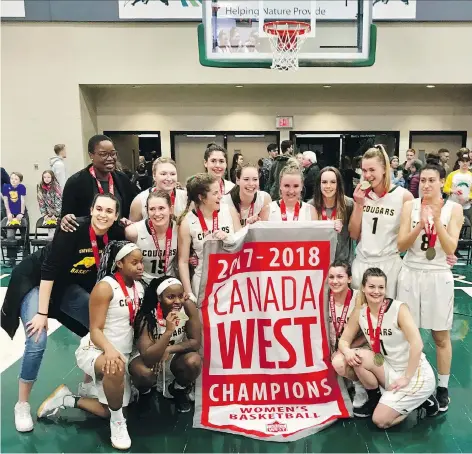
[37,312,48,317]
[187,293,197,304]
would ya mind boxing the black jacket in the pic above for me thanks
[303,163,320,201]
[60,164,137,219]
[268,155,291,201]
[1,217,125,339]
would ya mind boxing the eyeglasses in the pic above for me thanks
[95,151,117,159]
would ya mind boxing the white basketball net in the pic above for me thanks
[263,21,311,71]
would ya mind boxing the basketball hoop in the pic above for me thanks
[263,21,311,71]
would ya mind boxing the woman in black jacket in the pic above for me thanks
[60,135,137,231]
[1,193,125,434]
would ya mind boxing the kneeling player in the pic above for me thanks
[338,268,438,426]
[129,276,202,413]
[327,260,368,412]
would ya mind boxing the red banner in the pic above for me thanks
[195,235,350,441]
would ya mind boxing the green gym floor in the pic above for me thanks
[1,267,472,453]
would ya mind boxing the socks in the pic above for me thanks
[174,381,186,390]
[110,408,124,423]
[366,387,380,399]
[63,395,79,408]
[438,374,450,388]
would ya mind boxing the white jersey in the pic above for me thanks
[187,203,235,290]
[359,299,423,372]
[137,188,187,219]
[84,276,144,355]
[222,179,235,194]
[222,191,268,226]
[156,306,188,344]
[403,198,455,271]
[356,186,407,260]
[134,219,178,283]
[267,201,312,221]
[328,289,358,349]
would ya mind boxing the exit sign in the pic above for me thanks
[276,116,293,129]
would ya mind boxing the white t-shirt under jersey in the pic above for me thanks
[328,289,358,350]
[356,186,407,260]
[82,276,144,355]
[267,200,312,221]
[186,203,235,294]
[403,198,455,271]
[137,188,187,219]
[222,190,268,226]
[134,219,178,283]
[358,299,424,372]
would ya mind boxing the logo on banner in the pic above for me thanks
[266,421,287,433]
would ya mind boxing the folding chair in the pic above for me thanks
[1,216,30,266]
[30,216,57,252]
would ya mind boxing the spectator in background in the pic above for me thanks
[390,156,405,187]
[261,143,279,192]
[341,156,356,198]
[295,152,304,166]
[400,148,417,180]
[407,159,422,198]
[229,153,244,184]
[37,170,62,237]
[268,140,294,200]
[301,151,320,202]
[257,158,267,191]
[2,172,27,266]
[452,147,471,171]
[132,163,152,191]
[49,144,68,190]
[438,148,451,175]
[1,167,10,220]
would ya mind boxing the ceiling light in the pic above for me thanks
[323,85,331,88]
[235,85,244,88]
[426,85,435,88]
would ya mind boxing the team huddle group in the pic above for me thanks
[1,135,463,450]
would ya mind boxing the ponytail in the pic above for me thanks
[363,144,391,193]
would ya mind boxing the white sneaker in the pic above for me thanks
[77,381,98,398]
[353,383,368,408]
[14,402,34,432]
[37,384,72,418]
[110,419,131,450]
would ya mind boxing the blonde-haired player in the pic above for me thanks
[260,159,317,221]
[349,145,413,298]
[338,268,438,426]
[397,158,463,412]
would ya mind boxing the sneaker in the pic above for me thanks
[110,419,131,450]
[436,386,450,412]
[353,389,381,418]
[188,383,195,403]
[168,381,191,413]
[14,402,34,432]
[420,394,439,417]
[77,381,98,399]
[37,384,72,418]
[352,383,368,409]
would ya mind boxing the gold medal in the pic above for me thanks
[425,247,436,261]
[176,311,189,322]
[373,353,384,367]
[360,181,371,191]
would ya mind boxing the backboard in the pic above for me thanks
[198,0,376,68]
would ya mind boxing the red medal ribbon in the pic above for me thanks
[422,198,441,249]
[366,300,388,355]
[148,220,173,274]
[365,188,387,201]
[89,226,109,270]
[196,209,219,237]
[156,305,166,327]
[114,272,140,326]
[170,189,176,207]
[321,207,337,221]
[329,289,352,341]
[89,167,114,195]
[280,200,300,221]
[219,179,225,195]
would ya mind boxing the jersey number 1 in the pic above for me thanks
[372,217,379,234]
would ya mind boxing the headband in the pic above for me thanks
[156,278,182,297]
[114,243,140,267]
